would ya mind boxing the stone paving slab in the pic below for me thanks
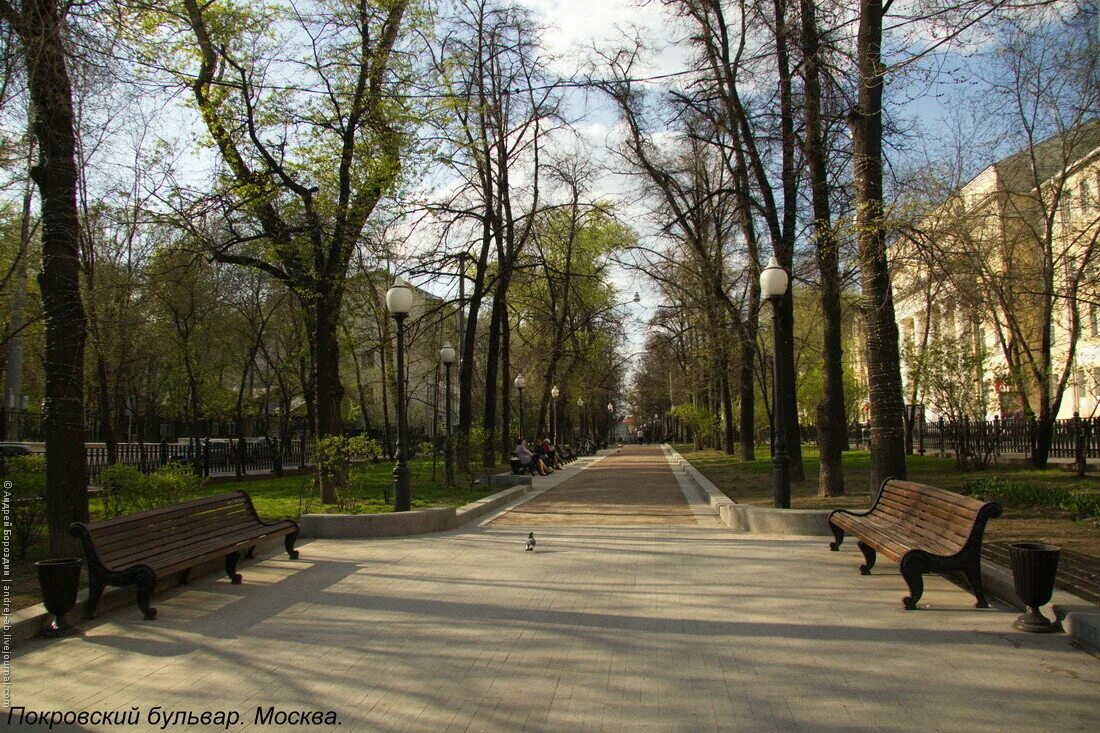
[9,526,1098,731]
[6,447,1098,731]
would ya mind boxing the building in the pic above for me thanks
[893,119,1100,421]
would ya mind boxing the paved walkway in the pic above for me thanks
[8,446,1098,730]
[491,445,705,526]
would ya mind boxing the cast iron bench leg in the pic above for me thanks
[225,551,243,584]
[857,542,876,575]
[285,531,300,559]
[829,523,845,551]
[85,571,105,619]
[964,563,989,609]
[900,557,925,610]
[135,568,157,620]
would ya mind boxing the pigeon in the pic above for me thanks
[525,532,536,551]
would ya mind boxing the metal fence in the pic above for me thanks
[84,437,314,484]
[839,415,1100,460]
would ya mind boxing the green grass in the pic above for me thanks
[206,460,507,520]
[673,443,1100,560]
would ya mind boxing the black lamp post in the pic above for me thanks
[607,402,614,445]
[577,397,585,448]
[387,277,413,512]
[515,374,526,440]
[760,256,791,509]
[440,340,456,487]
[551,385,560,445]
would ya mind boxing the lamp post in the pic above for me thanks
[515,374,527,440]
[386,277,414,512]
[577,397,585,449]
[760,256,791,509]
[440,340,456,487]
[607,402,614,445]
[551,385,560,446]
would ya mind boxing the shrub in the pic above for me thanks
[962,477,1099,522]
[100,462,204,518]
[3,455,47,559]
[1061,492,1100,523]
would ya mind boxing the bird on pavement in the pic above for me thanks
[525,532,536,551]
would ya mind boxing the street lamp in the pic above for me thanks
[386,276,414,512]
[440,340,456,487]
[551,385,560,446]
[577,397,585,449]
[607,402,614,445]
[760,255,791,509]
[515,374,527,439]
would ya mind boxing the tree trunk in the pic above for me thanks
[499,304,512,463]
[15,0,90,557]
[312,289,346,502]
[95,356,117,465]
[483,289,505,467]
[800,0,845,496]
[851,0,907,489]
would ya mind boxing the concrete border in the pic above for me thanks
[490,473,533,488]
[300,482,535,539]
[665,445,832,536]
[719,503,832,536]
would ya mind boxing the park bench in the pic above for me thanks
[510,456,534,475]
[828,479,1002,610]
[70,490,300,620]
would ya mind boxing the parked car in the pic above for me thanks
[0,442,34,457]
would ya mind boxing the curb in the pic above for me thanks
[665,446,832,536]
[299,483,535,539]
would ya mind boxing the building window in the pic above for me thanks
[1083,180,1094,211]
[1092,303,1099,338]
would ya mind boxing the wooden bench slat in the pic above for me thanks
[873,496,975,538]
[86,492,249,532]
[90,505,256,554]
[98,515,267,567]
[132,522,297,574]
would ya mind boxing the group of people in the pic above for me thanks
[515,437,561,476]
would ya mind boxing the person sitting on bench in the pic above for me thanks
[516,438,548,476]
[540,438,561,469]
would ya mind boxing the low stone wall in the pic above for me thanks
[719,503,832,536]
[666,446,832,537]
[490,473,533,488]
[299,482,534,540]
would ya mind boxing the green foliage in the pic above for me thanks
[99,462,205,518]
[671,403,715,442]
[3,455,47,559]
[962,477,1099,522]
[314,435,386,508]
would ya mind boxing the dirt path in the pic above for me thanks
[490,445,698,526]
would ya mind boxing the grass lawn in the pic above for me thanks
[8,459,507,612]
[190,459,510,521]
[673,444,1100,562]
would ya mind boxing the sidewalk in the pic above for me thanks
[8,446,1097,730]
